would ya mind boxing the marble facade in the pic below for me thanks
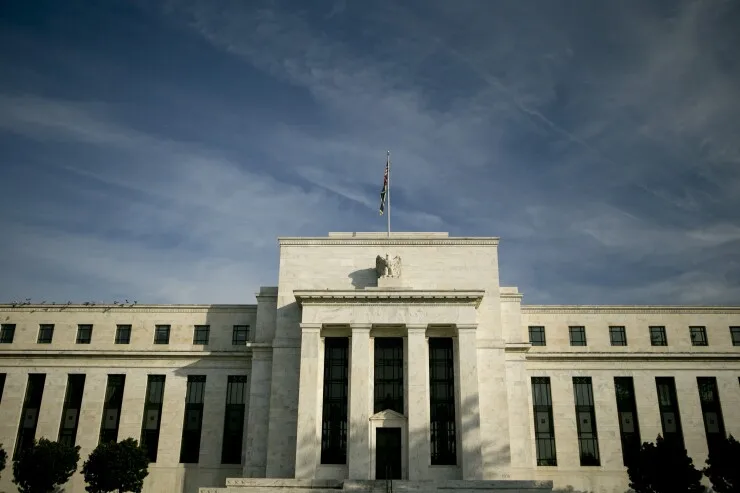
[0,232,738,493]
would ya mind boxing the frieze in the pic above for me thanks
[522,305,740,314]
[0,349,253,359]
[0,304,256,314]
[294,289,484,308]
[526,351,740,362]
[278,237,499,246]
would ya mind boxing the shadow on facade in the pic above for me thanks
[348,269,377,289]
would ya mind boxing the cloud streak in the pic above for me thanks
[0,0,739,304]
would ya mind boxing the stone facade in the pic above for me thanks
[0,232,738,493]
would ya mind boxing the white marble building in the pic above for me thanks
[0,232,739,493]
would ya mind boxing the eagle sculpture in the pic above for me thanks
[375,254,402,278]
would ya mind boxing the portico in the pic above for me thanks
[293,289,485,481]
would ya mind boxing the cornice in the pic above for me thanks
[0,349,252,359]
[522,305,740,315]
[525,351,740,362]
[278,237,499,246]
[0,304,256,314]
[294,289,485,308]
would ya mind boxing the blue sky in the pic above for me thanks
[1,0,739,305]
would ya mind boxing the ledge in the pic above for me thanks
[0,349,252,359]
[525,351,740,362]
[294,289,485,307]
[0,303,256,313]
[522,305,740,314]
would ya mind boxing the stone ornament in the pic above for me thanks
[376,254,401,278]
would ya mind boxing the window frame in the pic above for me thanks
[115,325,131,344]
[232,325,249,345]
[690,326,708,346]
[609,326,627,346]
[154,325,170,345]
[37,324,54,344]
[76,324,93,344]
[649,326,667,346]
[528,326,546,346]
[193,325,210,345]
[569,326,587,346]
[729,327,740,346]
[0,324,16,344]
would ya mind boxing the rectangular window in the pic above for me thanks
[655,377,684,450]
[0,324,16,343]
[140,375,166,462]
[569,326,587,346]
[179,375,206,463]
[429,337,456,465]
[115,325,131,344]
[14,374,46,459]
[76,324,92,344]
[232,325,249,345]
[154,325,170,344]
[99,375,126,444]
[697,377,726,455]
[221,375,247,464]
[528,326,546,346]
[573,377,600,466]
[609,326,627,346]
[650,326,667,346]
[58,374,86,447]
[321,337,349,464]
[374,337,404,414]
[0,373,5,403]
[531,377,557,466]
[614,377,641,465]
[193,325,209,345]
[690,326,708,346]
[37,324,54,344]
[730,327,740,346]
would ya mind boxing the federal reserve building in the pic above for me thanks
[0,232,739,493]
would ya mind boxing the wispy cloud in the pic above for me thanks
[0,0,738,304]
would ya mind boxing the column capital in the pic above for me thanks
[299,323,322,333]
[350,323,372,332]
[406,324,428,334]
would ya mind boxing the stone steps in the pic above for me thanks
[199,478,554,493]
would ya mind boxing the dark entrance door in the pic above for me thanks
[376,428,402,479]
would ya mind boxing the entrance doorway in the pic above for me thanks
[375,428,402,479]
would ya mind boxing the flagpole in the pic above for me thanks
[386,150,391,237]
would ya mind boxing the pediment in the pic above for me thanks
[370,409,406,421]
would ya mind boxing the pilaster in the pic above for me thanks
[294,323,322,478]
[456,324,483,479]
[348,324,372,479]
[406,325,430,479]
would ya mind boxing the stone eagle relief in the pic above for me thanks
[375,254,401,278]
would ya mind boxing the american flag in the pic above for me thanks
[379,157,388,215]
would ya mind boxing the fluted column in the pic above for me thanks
[348,324,372,479]
[406,325,430,479]
[456,324,483,479]
[294,323,322,478]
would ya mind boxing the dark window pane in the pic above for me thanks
[690,326,708,346]
[99,375,125,444]
[531,377,557,466]
[154,325,170,344]
[221,375,247,464]
[529,326,546,346]
[180,375,206,463]
[614,377,641,465]
[140,375,166,462]
[232,325,250,345]
[429,338,456,465]
[76,325,92,344]
[0,324,16,343]
[609,326,627,346]
[729,327,740,346]
[321,338,349,464]
[569,326,587,346]
[37,324,54,344]
[193,325,210,345]
[374,338,403,414]
[15,374,46,459]
[650,326,667,346]
[655,377,684,450]
[115,325,131,344]
[573,377,600,466]
[697,377,726,455]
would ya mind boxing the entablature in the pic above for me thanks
[294,289,484,307]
